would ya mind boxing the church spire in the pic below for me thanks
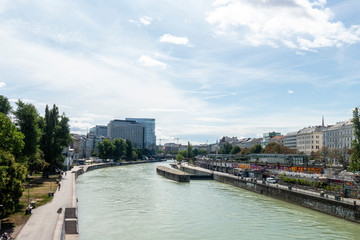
[322,116,324,127]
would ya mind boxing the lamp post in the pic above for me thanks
[0,204,3,231]
[25,185,31,214]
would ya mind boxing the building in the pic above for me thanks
[269,135,284,146]
[296,126,327,155]
[284,132,297,150]
[94,125,108,137]
[235,138,262,149]
[163,143,181,153]
[261,132,281,147]
[323,120,354,151]
[125,118,156,150]
[107,120,144,149]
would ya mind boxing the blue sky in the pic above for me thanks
[1,0,360,144]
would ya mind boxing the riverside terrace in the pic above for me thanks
[196,155,360,200]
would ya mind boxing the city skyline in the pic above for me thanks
[1,0,360,144]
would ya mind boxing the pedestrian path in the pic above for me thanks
[16,171,74,240]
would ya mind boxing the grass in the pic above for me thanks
[1,173,60,237]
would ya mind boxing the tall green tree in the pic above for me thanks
[125,139,133,161]
[187,142,194,159]
[102,139,114,159]
[220,142,233,154]
[40,105,71,174]
[250,144,262,153]
[113,138,126,161]
[0,150,27,216]
[0,95,11,115]
[0,113,24,158]
[0,113,27,216]
[231,145,241,154]
[349,107,360,171]
[13,101,48,173]
[14,100,42,157]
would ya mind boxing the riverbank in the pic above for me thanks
[15,159,164,240]
[180,163,360,223]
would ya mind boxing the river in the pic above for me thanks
[76,161,360,240]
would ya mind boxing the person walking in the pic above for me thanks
[58,183,61,191]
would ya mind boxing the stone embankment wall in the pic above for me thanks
[181,165,360,223]
[156,166,190,182]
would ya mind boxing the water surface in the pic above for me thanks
[76,162,360,239]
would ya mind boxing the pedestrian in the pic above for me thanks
[65,171,67,176]
[58,183,61,191]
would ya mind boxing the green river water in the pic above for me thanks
[76,161,360,240]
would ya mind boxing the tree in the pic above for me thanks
[220,142,233,154]
[0,95,11,115]
[187,142,194,160]
[14,100,42,157]
[250,144,262,153]
[113,138,126,161]
[40,105,71,174]
[125,139,133,161]
[178,150,188,158]
[349,107,360,171]
[264,142,282,154]
[0,150,27,216]
[132,150,138,160]
[231,146,241,154]
[102,139,114,159]
[0,113,25,158]
[0,113,27,216]
[176,153,184,163]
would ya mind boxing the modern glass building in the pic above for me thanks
[107,120,144,149]
[126,118,156,150]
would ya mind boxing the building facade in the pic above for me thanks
[284,132,297,150]
[261,132,281,147]
[323,120,354,150]
[125,118,156,150]
[107,120,144,149]
[269,135,284,146]
[296,126,326,155]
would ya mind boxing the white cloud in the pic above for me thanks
[288,90,294,94]
[140,16,152,26]
[138,55,167,69]
[0,82,5,88]
[129,16,153,26]
[206,0,360,50]
[159,34,191,46]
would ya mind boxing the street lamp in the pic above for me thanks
[25,185,31,215]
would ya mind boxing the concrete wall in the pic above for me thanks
[181,165,360,223]
[156,166,190,182]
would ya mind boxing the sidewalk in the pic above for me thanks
[16,171,75,240]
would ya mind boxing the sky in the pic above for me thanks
[1,0,360,145]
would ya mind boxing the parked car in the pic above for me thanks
[266,177,277,184]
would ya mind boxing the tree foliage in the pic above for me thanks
[0,150,27,216]
[0,113,24,158]
[349,107,360,171]
[0,95,11,115]
[14,101,43,161]
[113,138,126,161]
[40,105,71,174]
[231,145,241,154]
[176,153,184,163]
[220,142,232,154]
[126,139,133,160]
[250,144,262,153]
[0,114,27,216]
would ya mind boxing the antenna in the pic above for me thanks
[322,116,324,127]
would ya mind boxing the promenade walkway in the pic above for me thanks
[16,170,76,240]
